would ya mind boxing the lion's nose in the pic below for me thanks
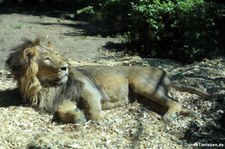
[60,63,68,71]
[60,66,67,71]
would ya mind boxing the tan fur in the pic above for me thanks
[6,38,209,124]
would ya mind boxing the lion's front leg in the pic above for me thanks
[81,82,104,122]
[55,100,86,124]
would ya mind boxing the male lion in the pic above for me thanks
[5,38,209,124]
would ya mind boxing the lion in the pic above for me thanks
[5,38,209,124]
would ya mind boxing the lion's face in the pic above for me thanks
[6,39,69,86]
[36,46,69,85]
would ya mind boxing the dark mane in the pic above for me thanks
[11,38,41,53]
[20,38,41,50]
[5,38,41,68]
[38,71,83,113]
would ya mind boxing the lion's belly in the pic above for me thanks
[90,74,130,110]
[100,83,129,110]
[76,66,132,109]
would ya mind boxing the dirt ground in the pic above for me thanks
[0,8,225,149]
[0,11,121,69]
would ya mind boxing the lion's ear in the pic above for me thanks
[23,48,38,63]
[47,42,54,49]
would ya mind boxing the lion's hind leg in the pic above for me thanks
[139,88,197,122]
[146,92,182,122]
[55,100,86,124]
[130,79,182,122]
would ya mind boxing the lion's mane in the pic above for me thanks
[6,39,84,114]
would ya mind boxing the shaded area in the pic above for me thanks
[0,0,95,27]
[182,87,225,148]
[167,59,225,148]
[184,103,225,148]
[0,0,79,22]
[0,0,79,14]
[0,88,23,107]
[0,0,113,36]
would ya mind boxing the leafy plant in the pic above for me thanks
[76,0,225,63]
[76,6,94,15]
[127,0,224,62]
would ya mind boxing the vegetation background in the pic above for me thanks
[79,0,225,63]
[1,0,224,63]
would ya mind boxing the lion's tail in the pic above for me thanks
[171,83,210,99]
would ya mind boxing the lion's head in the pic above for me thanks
[6,38,69,85]
[6,38,69,104]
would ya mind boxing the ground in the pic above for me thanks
[0,12,225,149]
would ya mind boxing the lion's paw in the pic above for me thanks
[90,119,108,126]
[163,113,177,124]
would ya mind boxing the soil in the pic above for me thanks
[0,8,225,149]
[0,11,121,69]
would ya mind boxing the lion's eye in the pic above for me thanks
[44,57,52,65]
[45,57,50,60]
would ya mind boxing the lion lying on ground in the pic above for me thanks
[5,38,209,124]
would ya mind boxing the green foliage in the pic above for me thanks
[129,0,224,62]
[77,0,225,63]
[94,0,135,34]
[76,6,94,15]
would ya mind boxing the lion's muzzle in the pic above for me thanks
[56,64,69,84]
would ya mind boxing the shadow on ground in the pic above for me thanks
[0,1,116,36]
[0,89,22,107]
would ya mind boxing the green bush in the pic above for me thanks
[77,0,225,63]
[81,0,135,34]
[129,0,224,62]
